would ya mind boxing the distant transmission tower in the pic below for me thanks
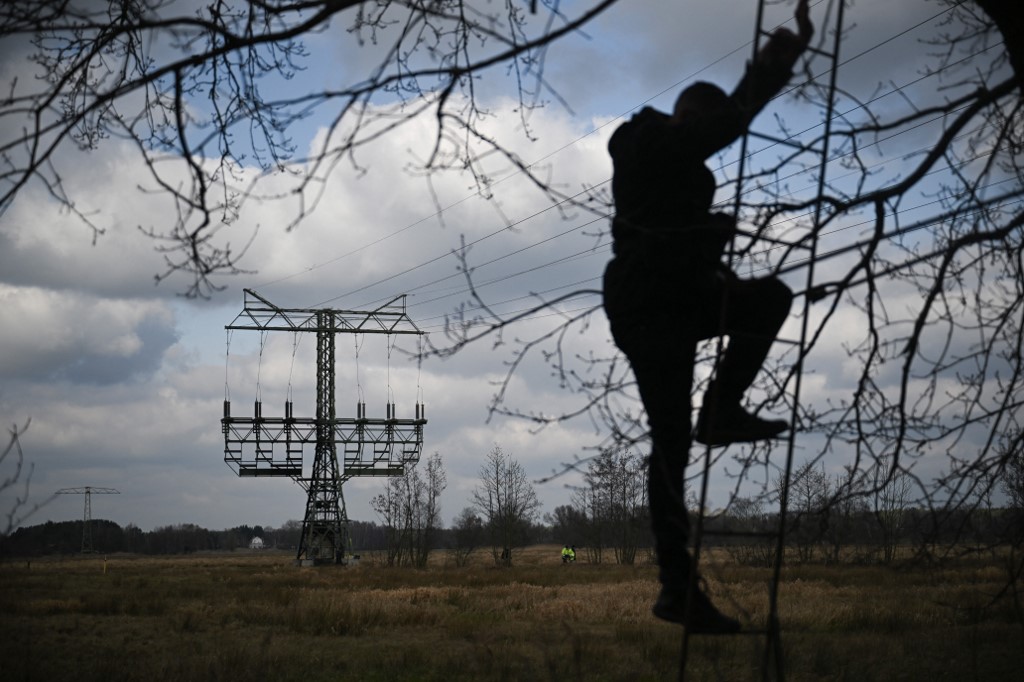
[55,486,120,553]
[222,289,427,566]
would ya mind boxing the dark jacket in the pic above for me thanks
[608,55,798,269]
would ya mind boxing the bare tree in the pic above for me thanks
[775,460,829,563]
[370,474,410,566]
[571,447,646,564]
[370,451,446,567]
[570,476,605,563]
[820,471,869,563]
[999,429,1024,514]
[449,506,484,567]
[872,466,913,564]
[1,420,52,536]
[545,504,586,548]
[0,0,619,297]
[412,452,447,568]
[725,495,776,567]
[432,1,1024,563]
[471,444,540,566]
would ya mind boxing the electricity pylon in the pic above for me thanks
[55,486,120,553]
[222,289,427,565]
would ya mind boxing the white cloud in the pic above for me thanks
[0,285,177,383]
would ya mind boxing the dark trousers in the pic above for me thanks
[603,254,792,585]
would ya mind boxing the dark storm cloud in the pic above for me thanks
[0,290,179,385]
[55,311,180,385]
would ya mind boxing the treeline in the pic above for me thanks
[2,508,1018,562]
[5,446,1019,563]
[713,505,1021,566]
[0,517,557,558]
[0,520,287,557]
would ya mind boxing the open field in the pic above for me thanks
[1,545,1021,681]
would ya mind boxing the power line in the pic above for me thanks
[253,12,762,295]
[264,2,998,323]
[252,2,831,297]
[311,183,604,308]
[356,212,608,309]
[403,179,1020,335]
[351,111,1006,323]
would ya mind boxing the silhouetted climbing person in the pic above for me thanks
[603,0,813,633]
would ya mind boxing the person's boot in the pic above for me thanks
[652,581,741,634]
[695,401,787,446]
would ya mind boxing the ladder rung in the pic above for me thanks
[774,336,803,346]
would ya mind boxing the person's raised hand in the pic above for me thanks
[759,0,814,67]
[795,0,814,47]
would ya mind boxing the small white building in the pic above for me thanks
[249,536,265,550]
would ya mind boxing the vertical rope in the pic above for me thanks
[354,334,364,404]
[256,330,268,403]
[287,332,301,403]
[386,334,396,406]
[416,334,425,406]
[224,330,233,402]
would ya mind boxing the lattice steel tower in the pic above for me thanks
[222,289,426,565]
[55,486,120,553]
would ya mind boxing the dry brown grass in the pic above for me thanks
[1,545,1021,681]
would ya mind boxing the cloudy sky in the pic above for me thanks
[0,0,1002,533]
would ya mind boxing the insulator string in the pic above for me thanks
[287,332,301,403]
[256,330,268,403]
[224,330,233,402]
[354,334,364,404]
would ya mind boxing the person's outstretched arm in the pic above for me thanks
[731,0,814,129]
[674,0,814,161]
